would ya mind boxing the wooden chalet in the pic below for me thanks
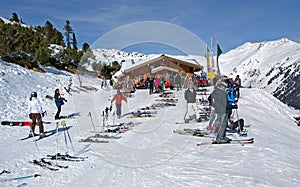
[117,54,203,81]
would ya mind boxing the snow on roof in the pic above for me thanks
[122,54,205,72]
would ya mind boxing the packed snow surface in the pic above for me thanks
[1,59,300,187]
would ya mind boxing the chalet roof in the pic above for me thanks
[123,54,202,74]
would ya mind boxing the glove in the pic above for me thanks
[42,113,45,117]
[29,114,32,119]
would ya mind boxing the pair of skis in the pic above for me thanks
[0,173,40,183]
[20,131,56,141]
[197,138,254,146]
[46,153,87,162]
[29,158,68,171]
[29,153,87,171]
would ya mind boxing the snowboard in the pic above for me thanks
[1,121,32,126]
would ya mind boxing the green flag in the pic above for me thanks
[217,43,222,61]
[216,43,223,74]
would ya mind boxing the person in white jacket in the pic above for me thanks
[28,91,44,137]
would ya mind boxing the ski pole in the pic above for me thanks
[230,133,244,146]
[88,112,96,132]
[231,109,235,120]
[31,121,41,156]
[235,108,242,135]
[102,111,105,132]
[55,122,59,164]
[61,121,68,150]
[61,120,74,153]
[112,111,115,126]
[64,122,75,154]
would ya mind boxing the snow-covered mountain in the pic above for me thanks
[219,38,300,109]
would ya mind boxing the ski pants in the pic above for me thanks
[149,85,154,95]
[208,107,216,127]
[116,104,122,118]
[55,106,61,119]
[216,113,227,140]
[184,103,200,121]
[30,113,44,134]
[230,119,244,132]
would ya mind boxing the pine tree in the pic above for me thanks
[63,20,73,49]
[82,43,90,52]
[72,32,78,50]
[10,12,20,23]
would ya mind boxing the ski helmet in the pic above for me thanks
[31,91,37,98]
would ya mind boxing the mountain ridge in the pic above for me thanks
[219,37,300,109]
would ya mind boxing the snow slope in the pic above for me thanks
[219,38,300,109]
[1,59,300,186]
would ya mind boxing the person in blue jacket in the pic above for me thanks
[226,84,238,119]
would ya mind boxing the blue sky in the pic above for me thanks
[1,0,299,55]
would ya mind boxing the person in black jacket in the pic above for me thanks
[54,88,67,120]
[149,77,154,95]
[184,82,200,123]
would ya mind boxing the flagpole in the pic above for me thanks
[206,45,210,73]
[211,36,214,70]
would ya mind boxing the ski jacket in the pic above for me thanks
[28,97,43,114]
[54,93,64,107]
[234,77,241,86]
[111,94,127,105]
[184,88,197,103]
[211,87,227,114]
[175,75,181,83]
[155,78,161,86]
[226,87,237,106]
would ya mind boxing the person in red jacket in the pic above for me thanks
[111,89,127,119]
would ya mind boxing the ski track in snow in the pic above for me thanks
[1,60,300,186]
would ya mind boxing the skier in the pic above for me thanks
[207,92,217,131]
[111,89,127,119]
[211,81,231,144]
[67,77,72,92]
[149,77,154,95]
[154,76,161,93]
[28,91,45,138]
[184,82,200,123]
[234,75,241,98]
[228,119,246,135]
[175,73,182,91]
[54,88,67,120]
